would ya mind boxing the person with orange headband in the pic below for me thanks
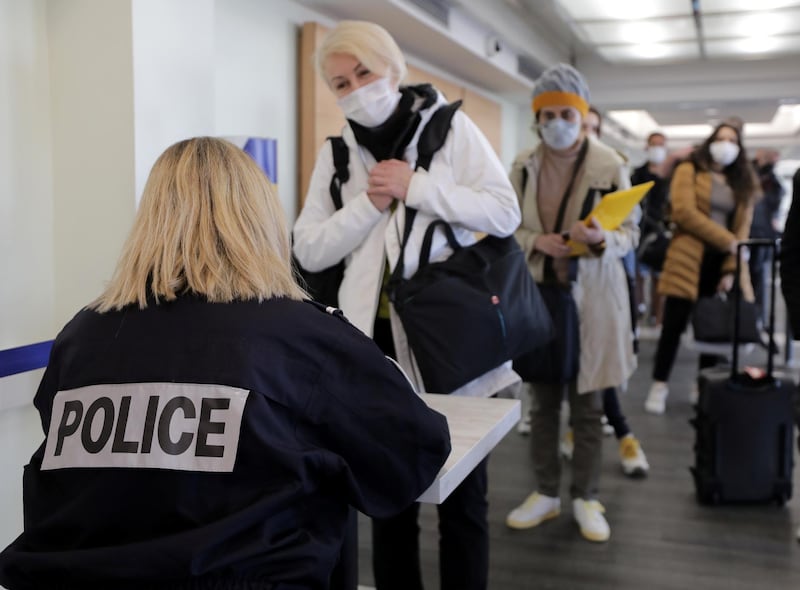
[506,63,640,543]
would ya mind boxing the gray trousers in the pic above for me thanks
[530,381,603,499]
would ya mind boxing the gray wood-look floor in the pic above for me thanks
[357,335,800,589]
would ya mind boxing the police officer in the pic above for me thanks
[0,137,451,590]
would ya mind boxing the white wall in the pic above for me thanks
[0,0,53,555]
[0,0,54,407]
[214,0,327,222]
[48,0,137,326]
[509,102,537,163]
[130,0,329,221]
[132,0,216,201]
[0,0,54,349]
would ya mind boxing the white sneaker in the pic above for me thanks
[506,492,561,530]
[560,429,574,460]
[644,381,669,415]
[572,498,610,542]
[689,381,699,406]
[517,413,531,435]
[619,434,649,477]
[601,415,614,436]
[517,385,532,435]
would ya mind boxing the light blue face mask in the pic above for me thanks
[539,118,582,150]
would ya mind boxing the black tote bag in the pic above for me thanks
[512,282,580,384]
[388,216,553,394]
[511,140,588,384]
[692,292,761,344]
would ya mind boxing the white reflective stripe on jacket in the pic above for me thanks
[293,91,521,396]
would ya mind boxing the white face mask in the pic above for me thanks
[709,140,740,167]
[647,145,667,165]
[336,77,401,128]
[539,118,582,151]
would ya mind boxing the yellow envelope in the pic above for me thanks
[567,181,654,256]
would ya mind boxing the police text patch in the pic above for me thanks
[42,382,249,472]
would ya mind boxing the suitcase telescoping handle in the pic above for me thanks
[732,238,780,380]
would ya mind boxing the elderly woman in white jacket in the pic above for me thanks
[292,20,520,590]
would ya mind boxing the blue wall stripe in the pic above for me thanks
[243,137,278,184]
[0,340,53,378]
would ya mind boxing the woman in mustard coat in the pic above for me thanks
[644,122,758,414]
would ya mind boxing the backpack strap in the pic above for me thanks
[415,100,462,171]
[328,136,349,210]
[521,166,529,195]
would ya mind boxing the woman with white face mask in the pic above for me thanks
[292,19,521,590]
[644,122,759,415]
[631,131,684,328]
[506,63,640,544]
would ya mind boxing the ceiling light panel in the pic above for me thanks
[702,10,800,39]
[656,124,716,138]
[706,34,800,57]
[701,0,800,12]
[607,110,661,136]
[557,0,690,21]
[580,17,696,44]
[597,41,700,62]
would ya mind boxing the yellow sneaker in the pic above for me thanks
[559,429,574,460]
[619,434,649,478]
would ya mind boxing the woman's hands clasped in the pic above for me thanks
[367,159,413,212]
[535,217,606,259]
[534,233,571,258]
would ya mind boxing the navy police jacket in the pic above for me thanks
[0,295,451,589]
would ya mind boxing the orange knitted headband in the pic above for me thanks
[532,91,589,118]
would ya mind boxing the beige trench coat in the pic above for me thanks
[510,137,639,394]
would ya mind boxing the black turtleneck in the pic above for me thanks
[348,84,438,162]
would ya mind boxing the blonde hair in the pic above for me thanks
[316,20,407,88]
[92,137,306,312]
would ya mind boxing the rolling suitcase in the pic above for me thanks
[691,239,795,505]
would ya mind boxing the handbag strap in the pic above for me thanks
[543,138,589,282]
[417,219,464,271]
[387,102,463,297]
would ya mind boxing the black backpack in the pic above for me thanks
[293,101,462,308]
[292,137,349,308]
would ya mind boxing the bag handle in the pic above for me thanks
[731,238,779,380]
[416,219,471,271]
[388,101,463,296]
[552,139,589,234]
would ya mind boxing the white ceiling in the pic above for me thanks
[296,0,800,158]
[552,0,800,63]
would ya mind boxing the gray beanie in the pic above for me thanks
[531,63,590,117]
